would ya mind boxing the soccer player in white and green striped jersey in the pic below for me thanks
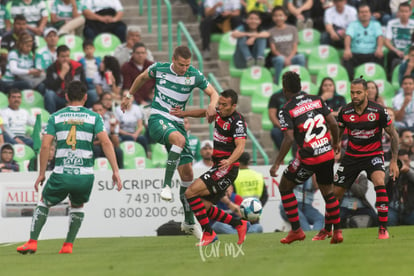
[121,46,219,239]
[17,81,122,255]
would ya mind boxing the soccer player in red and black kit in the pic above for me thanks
[170,89,248,246]
[270,71,343,244]
[328,77,400,239]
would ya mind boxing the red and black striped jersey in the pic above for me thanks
[337,100,392,157]
[279,92,334,165]
[213,111,247,164]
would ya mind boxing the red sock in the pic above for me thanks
[207,206,241,227]
[375,185,389,228]
[281,191,300,230]
[187,197,212,233]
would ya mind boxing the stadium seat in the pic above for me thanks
[297,28,321,57]
[218,32,237,61]
[17,160,30,172]
[29,107,51,124]
[94,157,112,171]
[301,81,318,95]
[261,110,272,131]
[20,90,44,109]
[0,92,7,108]
[240,66,273,96]
[251,82,273,114]
[335,80,351,102]
[316,63,350,86]
[354,63,387,81]
[124,157,154,169]
[279,65,311,84]
[150,143,168,168]
[13,144,35,163]
[94,33,121,57]
[308,45,340,75]
[392,64,401,90]
[57,34,83,52]
[120,141,146,158]
[229,58,244,78]
[374,79,395,107]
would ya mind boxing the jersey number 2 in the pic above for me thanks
[66,125,77,150]
[303,114,327,142]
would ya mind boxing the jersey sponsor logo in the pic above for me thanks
[350,129,376,139]
[310,137,329,149]
[367,112,376,121]
[291,100,323,117]
[350,115,356,121]
[217,178,231,191]
[371,157,383,166]
[213,131,233,143]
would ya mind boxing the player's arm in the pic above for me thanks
[270,129,294,177]
[203,84,219,123]
[219,138,246,170]
[121,69,151,112]
[170,107,207,118]
[384,123,400,180]
[96,131,122,191]
[325,113,340,153]
[33,134,54,192]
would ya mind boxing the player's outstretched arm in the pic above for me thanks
[34,134,54,192]
[121,69,152,112]
[96,132,122,191]
[170,107,207,118]
[270,129,294,177]
[203,84,219,123]
[385,123,400,181]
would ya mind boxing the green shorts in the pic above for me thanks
[148,114,193,165]
[42,173,94,207]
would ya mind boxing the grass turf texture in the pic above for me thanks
[1,226,413,276]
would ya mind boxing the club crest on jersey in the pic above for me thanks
[185,77,191,85]
[223,122,230,130]
[368,113,376,121]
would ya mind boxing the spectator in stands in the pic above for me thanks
[240,0,273,29]
[9,0,48,36]
[365,0,392,26]
[92,101,124,169]
[386,128,414,225]
[114,26,154,67]
[51,0,84,36]
[321,0,357,49]
[94,55,122,103]
[0,143,19,172]
[193,140,214,169]
[317,77,346,118]
[29,143,56,171]
[114,91,149,156]
[0,1,11,36]
[233,152,268,206]
[393,75,414,130]
[82,0,127,42]
[121,42,155,106]
[310,0,333,32]
[390,0,414,17]
[267,6,306,84]
[231,11,269,69]
[340,172,378,228]
[0,32,43,93]
[399,46,414,85]
[44,45,94,113]
[280,177,324,231]
[79,40,101,91]
[0,89,35,148]
[268,88,286,150]
[367,80,386,107]
[343,3,384,80]
[199,0,242,60]
[35,28,59,71]
[286,0,314,30]
[184,118,201,163]
[385,2,414,77]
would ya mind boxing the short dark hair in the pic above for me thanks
[65,81,87,102]
[401,75,414,83]
[220,89,238,105]
[238,152,250,165]
[1,143,14,154]
[82,39,94,49]
[173,45,192,60]
[282,71,301,94]
[57,45,70,56]
[351,76,368,90]
[13,14,26,22]
[8,88,21,98]
[272,5,287,16]
[133,42,146,52]
[357,2,371,12]
[399,2,411,10]
[399,128,412,138]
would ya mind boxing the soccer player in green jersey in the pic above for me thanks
[121,45,219,239]
[17,81,122,254]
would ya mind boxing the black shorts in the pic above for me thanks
[334,154,385,190]
[283,158,335,186]
[200,164,239,204]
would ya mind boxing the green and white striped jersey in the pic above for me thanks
[2,49,34,82]
[386,18,414,52]
[148,62,209,122]
[51,0,81,20]
[45,106,105,176]
[35,46,56,70]
[10,0,48,28]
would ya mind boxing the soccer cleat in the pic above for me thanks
[235,220,248,245]
[312,229,333,241]
[181,222,202,239]
[196,231,218,246]
[17,239,37,254]
[160,186,172,201]
[280,228,306,244]
[59,242,73,254]
[330,229,343,244]
[378,226,389,239]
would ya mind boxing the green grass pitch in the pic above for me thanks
[1,226,413,276]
